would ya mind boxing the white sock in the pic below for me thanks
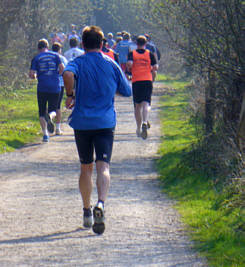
[43,129,49,136]
[49,111,56,120]
[56,123,61,130]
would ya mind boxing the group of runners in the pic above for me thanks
[29,25,159,235]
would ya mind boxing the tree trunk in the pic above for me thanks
[205,70,216,134]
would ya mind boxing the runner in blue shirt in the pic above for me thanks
[115,32,131,72]
[63,26,131,235]
[29,38,64,142]
[107,32,115,48]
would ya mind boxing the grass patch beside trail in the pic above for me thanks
[0,85,41,153]
[157,75,245,267]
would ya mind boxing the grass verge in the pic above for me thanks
[157,75,245,267]
[0,85,41,154]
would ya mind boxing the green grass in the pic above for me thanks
[0,85,41,153]
[157,77,245,267]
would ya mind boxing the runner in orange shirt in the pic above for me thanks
[101,39,119,63]
[127,35,158,139]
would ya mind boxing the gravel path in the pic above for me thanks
[0,83,207,266]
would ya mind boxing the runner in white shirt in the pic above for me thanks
[64,37,84,62]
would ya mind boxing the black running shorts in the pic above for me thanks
[132,80,153,104]
[37,91,60,117]
[74,128,115,164]
[57,86,64,110]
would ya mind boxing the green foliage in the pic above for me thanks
[0,0,93,94]
[0,86,40,153]
[157,79,245,267]
[149,0,245,151]
[0,0,152,95]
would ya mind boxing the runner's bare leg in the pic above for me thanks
[134,103,143,132]
[39,116,48,135]
[79,163,93,209]
[96,161,110,202]
[142,101,149,123]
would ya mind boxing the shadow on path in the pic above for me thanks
[0,228,95,245]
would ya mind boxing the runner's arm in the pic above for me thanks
[115,67,132,97]
[29,70,36,79]
[58,63,65,75]
[63,71,75,109]
[126,51,133,72]
[126,60,133,72]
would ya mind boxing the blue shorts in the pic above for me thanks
[74,128,114,164]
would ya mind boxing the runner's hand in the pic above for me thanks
[66,97,75,109]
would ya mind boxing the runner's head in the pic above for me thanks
[52,42,62,52]
[69,37,78,48]
[123,32,130,40]
[121,30,127,36]
[136,35,147,47]
[82,25,104,50]
[144,33,151,41]
[38,38,49,50]
[107,32,113,39]
[116,36,123,44]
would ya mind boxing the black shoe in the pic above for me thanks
[45,113,54,134]
[92,202,105,235]
[141,123,148,140]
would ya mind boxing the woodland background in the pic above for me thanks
[0,0,244,215]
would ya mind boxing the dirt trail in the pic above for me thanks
[0,84,207,266]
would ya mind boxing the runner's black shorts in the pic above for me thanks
[132,80,153,104]
[37,91,60,117]
[74,128,115,164]
[57,86,64,109]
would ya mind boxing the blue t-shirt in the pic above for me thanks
[30,51,61,93]
[115,40,131,64]
[107,38,115,48]
[64,52,132,130]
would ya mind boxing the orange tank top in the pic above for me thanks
[102,49,115,60]
[131,50,152,83]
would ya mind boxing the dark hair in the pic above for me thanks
[137,35,147,46]
[107,32,113,38]
[123,32,130,40]
[38,38,49,49]
[82,25,104,49]
[69,37,78,48]
[116,36,123,43]
[52,42,62,52]
[144,33,151,41]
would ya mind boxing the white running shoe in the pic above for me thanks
[83,208,93,228]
